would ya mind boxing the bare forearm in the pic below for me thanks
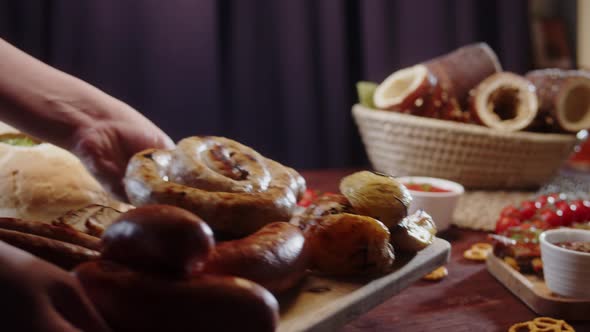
[0,39,173,196]
[0,38,124,149]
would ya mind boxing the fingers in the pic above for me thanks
[1,301,85,332]
[47,279,112,332]
[70,118,173,201]
[40,307,84,332]
[71,127,128,200]
[157,131,175,150]
[121,105,174,150]
[0,242,112,332]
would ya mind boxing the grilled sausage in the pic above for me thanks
[124,136,306,237]
[101,205,214,276]
[74,260,279,332]
[203,222,310,294]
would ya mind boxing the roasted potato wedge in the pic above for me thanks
[390,210,437,253]
[339,171,411,228]
[299,213,394,276]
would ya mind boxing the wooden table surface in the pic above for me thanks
[301,169,590,332]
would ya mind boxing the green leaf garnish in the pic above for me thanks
[0,133,41,146]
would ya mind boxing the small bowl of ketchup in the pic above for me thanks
[396,176,464,232]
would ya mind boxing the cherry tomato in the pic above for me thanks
[500,205,521,220]
[579,200,590,222]
[535,195,549,209]
[546,193,566,204]
[297,199,311,207]
[570,200,582,223]
[495,216,521,234]
[298,189,317,207]
[555,201,574,226]
[519,201,537,221]
[583,200,590,222]
[571,200,590,223]
[540,208,562,227]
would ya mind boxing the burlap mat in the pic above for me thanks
[452,170,590,231]
[452,191,533,231]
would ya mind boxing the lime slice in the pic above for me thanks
[356,81,378,109]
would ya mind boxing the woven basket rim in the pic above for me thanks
[352,104,579,143]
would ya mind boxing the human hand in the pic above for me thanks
[0,38,175,201]
[71,103,175,200]
[0,241,112,332]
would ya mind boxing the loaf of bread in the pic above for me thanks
[0,140,110,222]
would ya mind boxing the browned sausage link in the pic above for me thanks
[425,42,501,110]
[468,72,538,132]
[203,222,310,294]
[526,69,590,132]
[0,217,101,250]
[101,205,215,276]
[74,261,279,332]
[0,229,99,269]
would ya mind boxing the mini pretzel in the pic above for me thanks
[422,266,448,281]
[508,322,534,332]
[472,242,493,252]
[463,242,493,262]
[533,317,574,332]
[508,317,575,332]
[463,248,487,261]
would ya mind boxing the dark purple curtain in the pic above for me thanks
[0,0,531,169]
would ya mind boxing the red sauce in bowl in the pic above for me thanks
[405,183,451,193]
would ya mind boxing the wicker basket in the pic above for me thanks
[352,104,580,190]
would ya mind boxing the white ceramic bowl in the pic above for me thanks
[540,228,590,298]
[396,176,464,231]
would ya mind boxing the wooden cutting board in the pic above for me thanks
[278,237,451,332]
[487,253,590,320]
